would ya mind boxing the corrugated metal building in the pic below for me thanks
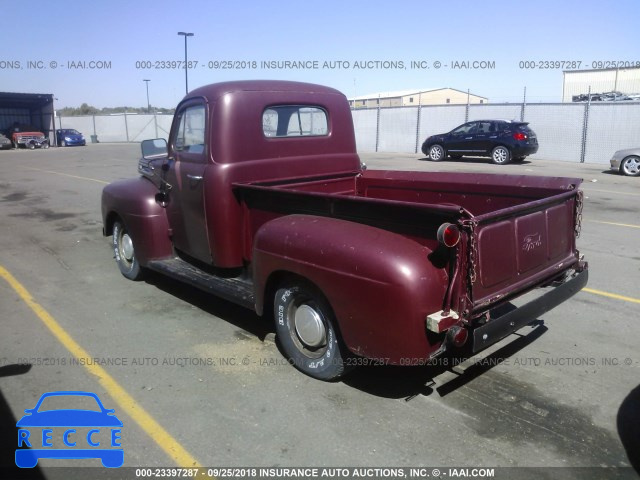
[562,67,640,102]
[0,92,55,142]
[348,88,487,108]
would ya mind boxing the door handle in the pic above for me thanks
[465,136,473,139]
[186,174,203,181]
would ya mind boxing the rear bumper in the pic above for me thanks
[472,264,588,353]
[512,142,539,156]
[62,139,86,146]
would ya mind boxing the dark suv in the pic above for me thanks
[421,120,539,165]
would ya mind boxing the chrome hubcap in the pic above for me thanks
[121,234,134,261]
[623,158,640,175]
[430,146,443,160]
[294,304,326,348]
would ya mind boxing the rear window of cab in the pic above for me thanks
[262,106,328,138]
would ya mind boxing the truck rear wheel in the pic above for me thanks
[112,220,144,280]
[274,282,351,381]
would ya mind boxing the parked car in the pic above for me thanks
[6,124,49,149]
[610,147,640,177]
[421,120,539,165]
[572,91,634,102]
[56,128,86,147]
[0,133,12,149]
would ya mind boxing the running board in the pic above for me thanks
[146,257,255,310]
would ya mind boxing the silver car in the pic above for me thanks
[610,148,640,177]
[0,133,12,150]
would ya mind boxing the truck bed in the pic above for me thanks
[249,169,579,215]
[236,169,583,317]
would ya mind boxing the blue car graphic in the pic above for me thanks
[16,391,123,468]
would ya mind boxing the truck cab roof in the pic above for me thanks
[186,80,345,103]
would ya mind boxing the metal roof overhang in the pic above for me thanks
[0,92,53,110]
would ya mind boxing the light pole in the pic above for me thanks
[143,79,151,113]
[177,32,194,95]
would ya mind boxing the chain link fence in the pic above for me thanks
[57,102,640,164]
[55,113,173,144]
[353,101,640,164]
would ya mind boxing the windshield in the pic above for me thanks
[515,123,532,133]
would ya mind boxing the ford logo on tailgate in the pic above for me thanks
[522,233,542,252]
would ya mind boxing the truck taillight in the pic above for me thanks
[437,223,461,248]
[513,132,527,141]
[448,326,468,347]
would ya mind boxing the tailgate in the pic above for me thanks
[469,187,582,312]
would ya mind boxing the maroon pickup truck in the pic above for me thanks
[102,80,588,381]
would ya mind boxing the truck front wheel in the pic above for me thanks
[274,283,351,381]
[112,220,144,280]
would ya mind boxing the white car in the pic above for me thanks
[610,148,640,177]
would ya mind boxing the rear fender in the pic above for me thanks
[252,214,449,362]
[101,177,172,265]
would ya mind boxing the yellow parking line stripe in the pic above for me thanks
[24,166,109,185]
[588,220,640,229]
[583,287,640,305]
[0,265,202,468]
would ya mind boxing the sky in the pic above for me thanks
[2,0,639,109]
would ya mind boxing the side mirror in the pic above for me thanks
[141,138,168,160]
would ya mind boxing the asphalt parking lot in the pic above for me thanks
[0,144,638,479]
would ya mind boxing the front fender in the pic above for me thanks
[101,177,172,265]
[253,214,449,362]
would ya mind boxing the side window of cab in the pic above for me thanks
[173,104,206,155]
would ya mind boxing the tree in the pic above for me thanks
[79,103,99,115]
[58,104,175,116]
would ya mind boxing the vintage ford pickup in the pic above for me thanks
[102,80,588,380]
